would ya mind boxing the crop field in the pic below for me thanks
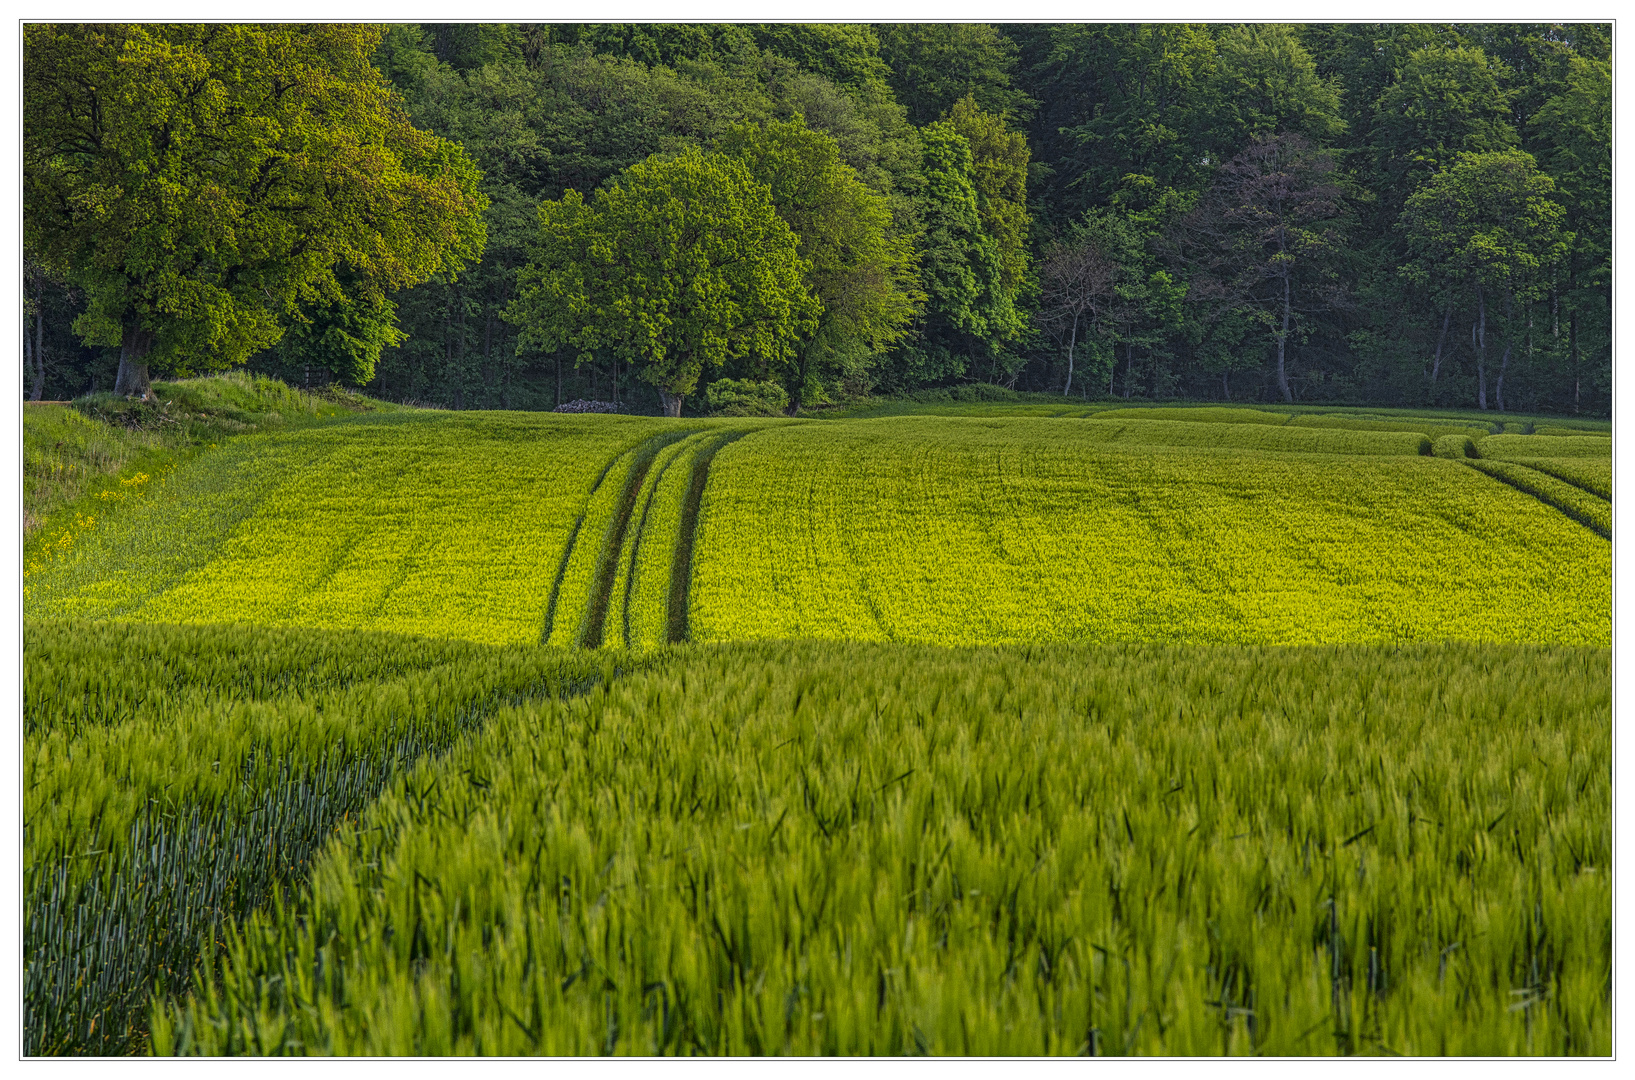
[22,400,1612,1057]
[106,637,1606,1056]
[691,416,1608,647]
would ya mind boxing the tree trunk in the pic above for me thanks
[1275,274,1293,403]
[1473,287,1488,410]
[555,357,562,408]
[1429,305,1452,387]
[1222,371,1230,401]
[29,283,46,401]
[1494,292,1512,413]
[1061,320,1075,398]
[1570,311,1579,414]
[659,389,683,418]
[1123,342,1134,400]
[113,320,154,398]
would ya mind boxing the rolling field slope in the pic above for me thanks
[22,401,1612,1056]
[25,408,1610,648]
[692,416,1608,647]
[137,636,1606,1056]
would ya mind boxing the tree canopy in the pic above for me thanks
[716,119,922,412]
[23,21,1610,416]
[23,23,487,397]
[507,148,819,416]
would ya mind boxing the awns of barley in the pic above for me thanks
[150,641,1611,1057]
[23,621,618,1056]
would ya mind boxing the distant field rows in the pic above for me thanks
[23,408,1610,648]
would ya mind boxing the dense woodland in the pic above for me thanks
[24,22,1611,415]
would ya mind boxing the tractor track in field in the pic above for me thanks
[618,434,705,650]
[581,430,700,648]
[667,429,759,644]
[540,439,644,646]
[1503,458,1612,502]
[1461,459,1610,540]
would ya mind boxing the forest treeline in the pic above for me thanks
[24,23,1610,415]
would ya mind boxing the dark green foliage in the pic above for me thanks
[28,21,1608,416]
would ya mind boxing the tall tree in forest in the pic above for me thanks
[944,97,1030,307]
[717,119,922,413]
[23,24,487,398]
[1372,45,1518,210]
[1398,150,1569,411]
[1176,134,1347,402]
[873,24,1032,125]
[907,121,1028,385]
[1532,55,1610,412]
[1205,24,1345,154]
[507,148,818,417]
[1034,211,1156,397]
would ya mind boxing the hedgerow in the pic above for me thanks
[1433,434,1480,459]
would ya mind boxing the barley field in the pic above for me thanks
[22,400,1612,1056]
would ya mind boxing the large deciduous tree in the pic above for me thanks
[1175,133,1347,402]
[1398,150,1568,411]
[507,148,819,417]
[23,23,487,398]
[716,118,922,413]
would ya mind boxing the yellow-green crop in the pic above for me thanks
[691,417,1608,647]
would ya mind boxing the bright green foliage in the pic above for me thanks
[1504,457,1610,501]
[1433,434,1480,459]
[1463,460,1609,538]
[1397,149,1570,409]
[508,149,819,414]
[270,278,405,387]
[1206,24,1346,148]
[24,413,667,645]
[705,378,789,416]
[1372,45,1518,199]
[911,123,1026,373]
[23,24,487,392]
[691,417,1606,647]
[717,119,922,410]
[1479,433,1609,460]
[24,620,618,1054]
[944,98,1030,298]
[1399,151,1569,303]
[148,642,1609,1055]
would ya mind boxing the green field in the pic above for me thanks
[22,396,1611,1056]
[24,407,1611,649]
